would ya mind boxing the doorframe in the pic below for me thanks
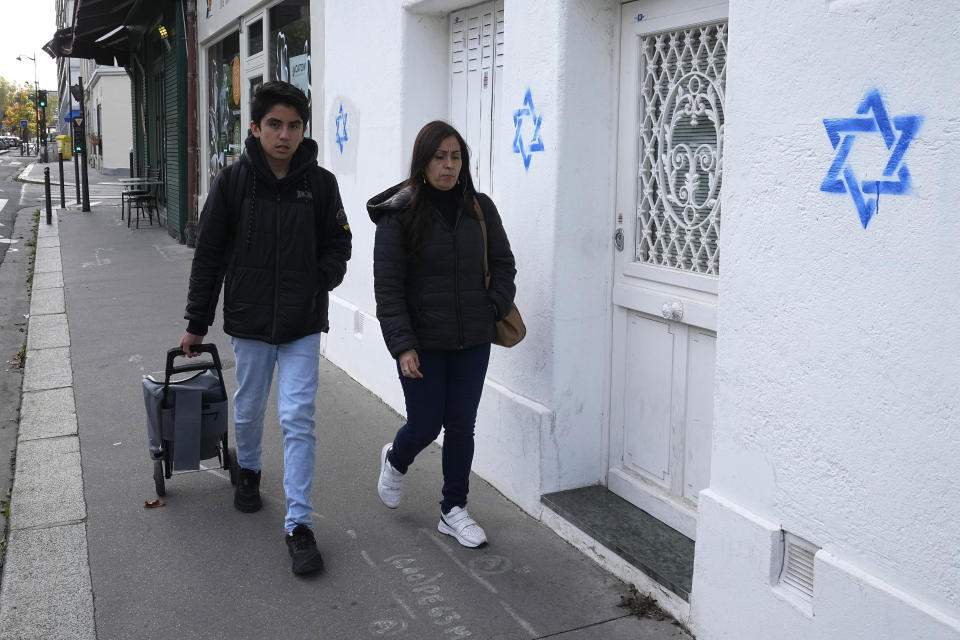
[607,0,729,541]
[242,10,266,131]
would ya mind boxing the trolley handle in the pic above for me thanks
[165,344,223,377]
[162,344,228,404]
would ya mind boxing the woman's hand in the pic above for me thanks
[398,349,423,379]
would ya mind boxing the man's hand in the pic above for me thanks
[179,332,204,357]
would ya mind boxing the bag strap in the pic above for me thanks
[225,160,248,216]
[473,198,491,289]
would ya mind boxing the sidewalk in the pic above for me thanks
[0,194,692,639]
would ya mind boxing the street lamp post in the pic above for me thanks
[16,53,40,157]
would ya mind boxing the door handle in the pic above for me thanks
[614,228,624,252]
[661,300,683,321]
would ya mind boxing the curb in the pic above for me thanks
[0,211,96,640]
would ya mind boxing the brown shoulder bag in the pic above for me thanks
[474,199,525,348]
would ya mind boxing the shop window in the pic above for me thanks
[207,32,242,183]
[248,19,264,55]
[269,0,311,135]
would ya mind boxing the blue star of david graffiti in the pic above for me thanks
[821,89,922,228]
[335,103,348,154]
[513,89,544,170]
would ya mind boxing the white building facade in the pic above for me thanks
[197,1,960,638]
[80,60,133,176]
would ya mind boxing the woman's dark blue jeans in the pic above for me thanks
[388,343,491,513]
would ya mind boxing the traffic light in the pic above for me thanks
[74,139,82,153]
[38,90,47,108]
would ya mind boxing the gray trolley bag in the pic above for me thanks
[142,344,238,496]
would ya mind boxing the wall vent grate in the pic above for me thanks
[354,310,365,337]
[778,532,818,603]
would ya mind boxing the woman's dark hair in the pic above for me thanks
[251,81,309,126]
[402,121,476,260]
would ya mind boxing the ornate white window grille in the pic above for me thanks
[637,22,727,276]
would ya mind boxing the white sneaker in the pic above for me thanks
[377,443,403,508]
[437,506,487,548]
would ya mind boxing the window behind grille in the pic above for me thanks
[637,22,727,276]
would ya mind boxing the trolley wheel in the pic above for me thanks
[226,447,238,486]
[153,459,166,496]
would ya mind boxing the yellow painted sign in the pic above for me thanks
[232,55,241,106]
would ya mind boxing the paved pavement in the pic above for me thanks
[0,160,693,640]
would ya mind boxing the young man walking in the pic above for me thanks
[180,81,351,575]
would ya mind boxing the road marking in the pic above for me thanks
[499,600,539,637]
[391,592,417,620]
[420,528,498,594]
[80,248,113,268]
[360,550,378,569]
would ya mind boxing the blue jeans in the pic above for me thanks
[389,344,491,513]
[231,333,320,533]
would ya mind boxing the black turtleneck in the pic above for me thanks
[425,183,462,229]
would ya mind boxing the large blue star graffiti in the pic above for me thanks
[513,89,544,170]
[335,103,348,154]
[821,90,922,228]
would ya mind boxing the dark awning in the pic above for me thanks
[72,0,139,46]
[43,27,130,67]
[43,0,141,67]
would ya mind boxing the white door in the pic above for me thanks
[450,0,504,196]
[610,0,728,540]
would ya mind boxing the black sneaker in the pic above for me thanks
[285,524,324,575]
[234,467,262,513]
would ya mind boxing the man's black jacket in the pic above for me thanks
[368,183,516,358]
[185,135,352,344]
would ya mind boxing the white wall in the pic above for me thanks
[692,0,960,637]
[320,0,620,515]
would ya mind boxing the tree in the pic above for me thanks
[0,78,35,129]
[3,100,36,139]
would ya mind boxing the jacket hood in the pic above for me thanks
[243,133,318,183]
[367,182,412,224]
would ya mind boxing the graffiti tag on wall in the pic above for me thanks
[513,89,544,170]
[335,104,348,154]
[329,97,358,175]
[821,90,922,228]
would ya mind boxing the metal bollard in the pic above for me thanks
[74,149,81,204]
[58,151,65,208]
[44,168,52,225]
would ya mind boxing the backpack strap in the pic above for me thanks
[224,161,249,217]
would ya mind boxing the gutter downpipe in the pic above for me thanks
[184,0,199,246]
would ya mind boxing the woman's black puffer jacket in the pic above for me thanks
[368,183,516,358]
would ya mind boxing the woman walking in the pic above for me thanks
[367,121,517,547]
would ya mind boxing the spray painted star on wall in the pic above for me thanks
[513,89,544,170]
[335,103,348,154]
[821,90,922,228]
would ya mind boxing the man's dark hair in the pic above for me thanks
[251,81,309,126]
